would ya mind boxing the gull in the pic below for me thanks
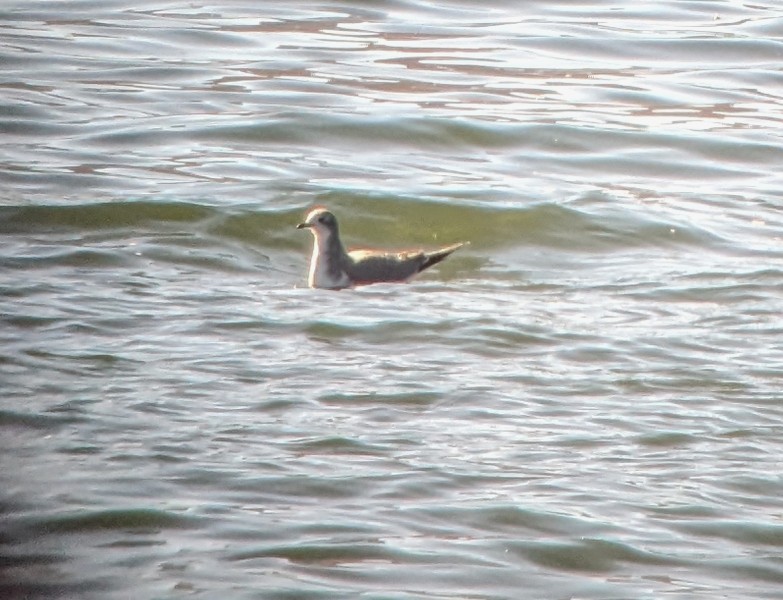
[296,207,466,289]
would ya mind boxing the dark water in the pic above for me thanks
[2,1,783,599]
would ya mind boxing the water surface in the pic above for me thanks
[2,1,783,599]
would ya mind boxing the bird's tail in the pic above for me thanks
[419,242,467,272]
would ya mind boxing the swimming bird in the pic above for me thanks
[296,207,466,289]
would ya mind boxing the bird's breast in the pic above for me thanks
[308,244,351,289]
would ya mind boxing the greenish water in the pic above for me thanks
[2,1,783,599]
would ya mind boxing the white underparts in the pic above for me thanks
[308,233,350,289]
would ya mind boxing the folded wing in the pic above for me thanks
[346,242,465,285]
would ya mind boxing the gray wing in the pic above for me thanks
[345,250,425,284]
[345,243,465,284]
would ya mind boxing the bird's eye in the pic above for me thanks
[318,216,326,223]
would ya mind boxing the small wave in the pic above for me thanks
[509,537,683,572]
[0,409,82,430]
[0,201,216,234]
[22,508,199,535]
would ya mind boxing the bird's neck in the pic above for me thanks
[309,231,349,288]
[311,230,345,262]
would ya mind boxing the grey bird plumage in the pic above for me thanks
[296,207,466,289]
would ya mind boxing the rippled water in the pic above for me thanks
[2,1,783,599]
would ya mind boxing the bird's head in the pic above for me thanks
[296,207,339,239]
